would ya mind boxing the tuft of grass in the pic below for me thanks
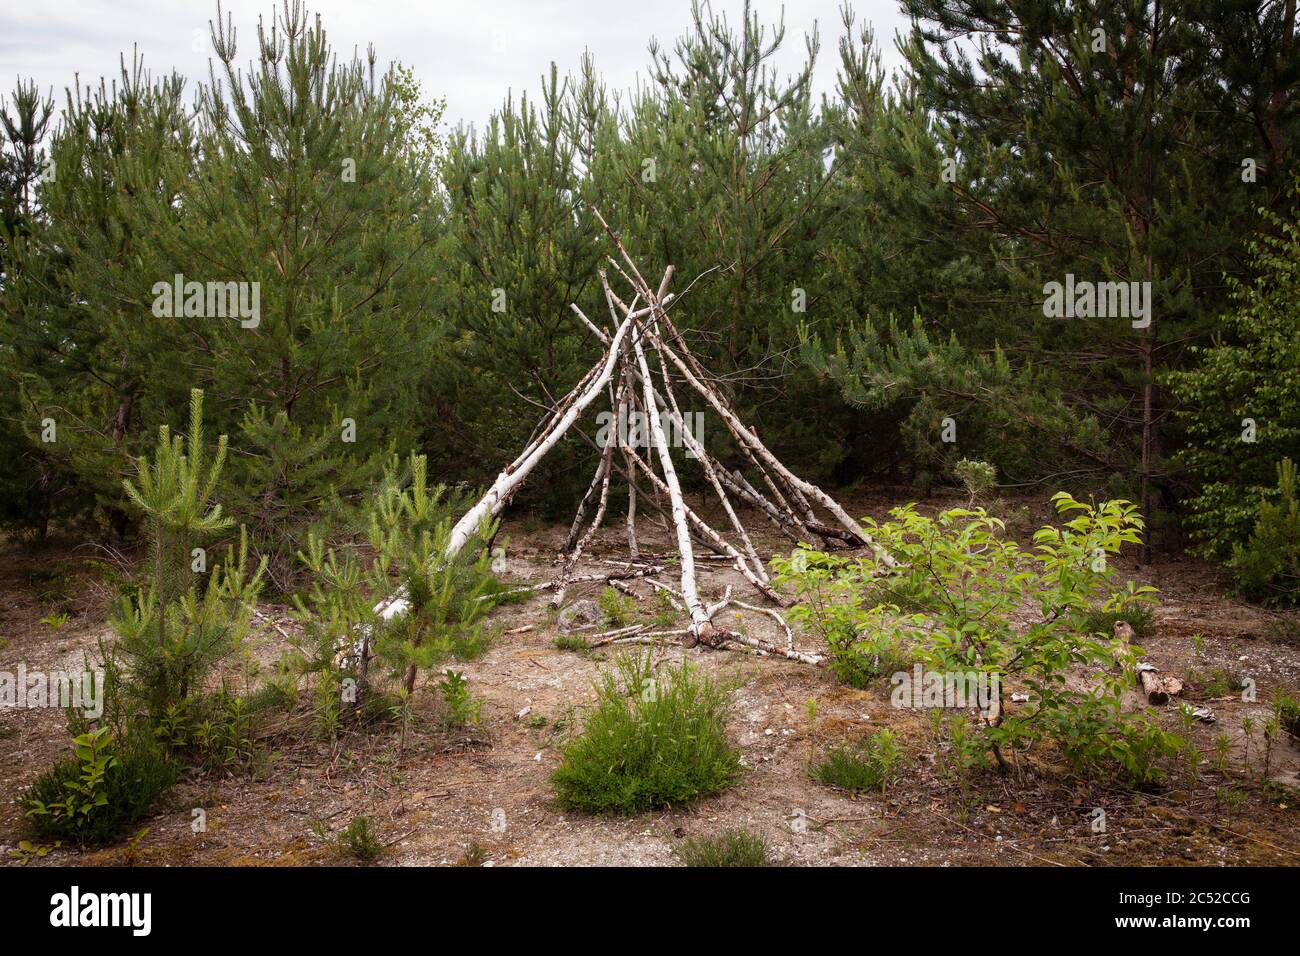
[551,652,741,815]
[1215,786,1247,809]
[1189,666,1247,698]
[338,815,384,862]
[1275,693,1300,738]
[677,827,772,867]
[552,635,590,652]
[1077,604,1155,640]
[456,841,489,866]
[313,814,385,863]
[811,729,904,794]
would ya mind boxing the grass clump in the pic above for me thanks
[1274,693,1300,739]
[313,814,385,863]
[552,635,590,652]
[1189,666,1247,698]
[811,729,904,794]
[551,652,740,815]
[1077,603,1155,640]
[677,827,772,867]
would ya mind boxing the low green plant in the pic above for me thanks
[952,458,997,504]
[338,815,384,862]
[24,723,177,844]
[1228,458,1300,605]
[597,585,637,627]
[776,494,1178,782]
[929,711,983,812]
[1189,666,1246,698]
[7,839,60,864]
[25,727,116,830]
[551,652,741,814]
[39,612,71,631]
[1212,732,1233,774]
[153,692,257,771]
[677,828,772,867]
[436,670,482,729]
[770,551,912,688]
[811,729,904,794]
[553,635,590,652]
[312,814,385,863]
[1275,692,1300,739]
[1215,786,1247,809]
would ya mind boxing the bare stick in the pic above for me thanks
[631,321,713,642]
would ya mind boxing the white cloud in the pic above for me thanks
[0,0,911,128]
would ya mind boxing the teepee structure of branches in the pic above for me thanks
[361,210,893,668]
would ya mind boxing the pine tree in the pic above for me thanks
[111,389,266,717]
[893,0,1296,556]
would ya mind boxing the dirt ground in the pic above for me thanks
[3,491,1299,867]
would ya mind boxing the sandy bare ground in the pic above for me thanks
[3,492,1299,867]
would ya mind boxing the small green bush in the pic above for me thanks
[153,692,258,770]
[776,494,1164,777]
[770,553,913,689]
[436,670,482,729]
[338,815,385,862]
[1228,458,1300,605]
[551,653,741,815]
[811,729,904,793]
[1274,693,1300,738]
[677,828,772,867]
[952,458,997,503]
[597,586,637,626]
[25,724,177,844]
[312,814,385,863]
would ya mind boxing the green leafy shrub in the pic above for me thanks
[770,551,913,688]
[1273,693,1300,739]
[778,494,1180,781]
[1168,188,1300,563]
[811,729,904,793]
[1227,458,1300,605]
[153,692,257,770]
[677,828,772,867]
[436,670,482,730]
[1043,701,1182,789]
[551,653,741,814]
[25,724,177,844]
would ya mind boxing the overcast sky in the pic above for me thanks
[1,0,913,131]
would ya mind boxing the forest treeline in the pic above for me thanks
[1,0,1297,601]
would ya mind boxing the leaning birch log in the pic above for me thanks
[631,326,714,643]
[369,308,638,627]
[622,446,787,604]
